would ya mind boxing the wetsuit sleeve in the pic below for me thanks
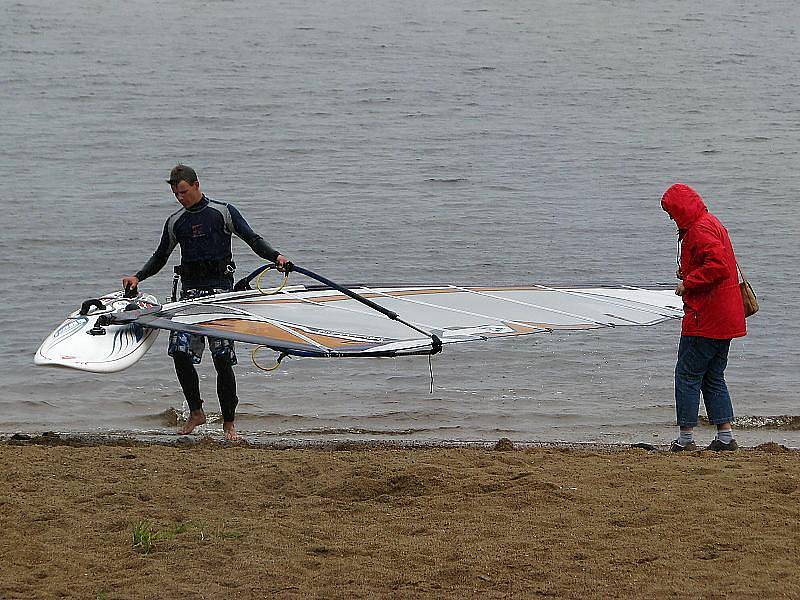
[135,220,176,281]
[227,205,280,262]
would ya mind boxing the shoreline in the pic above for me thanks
[2,431,798,453]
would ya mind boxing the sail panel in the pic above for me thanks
[127,285,682,357]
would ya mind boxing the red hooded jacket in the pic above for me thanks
[661,184,746,339]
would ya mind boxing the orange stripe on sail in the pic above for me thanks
[202,319,310,345]
[199,318,388,349]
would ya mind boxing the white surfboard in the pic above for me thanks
[34,290,160,373]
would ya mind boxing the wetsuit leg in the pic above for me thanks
[213,354,238,422]
[173,352,203,412]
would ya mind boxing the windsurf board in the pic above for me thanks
[34,290,160,373]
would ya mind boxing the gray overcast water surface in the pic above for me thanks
[1,0,798,446]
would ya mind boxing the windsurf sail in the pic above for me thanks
[107,263,683,361]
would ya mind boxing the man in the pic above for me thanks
[661,183,746,451]
[123,164,289,441]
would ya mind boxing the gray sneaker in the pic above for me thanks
[706,438,738,451]
[670,440,698,452]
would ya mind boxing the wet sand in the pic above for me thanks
[1,435,798,599]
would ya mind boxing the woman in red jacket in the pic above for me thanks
[661,184,746,451]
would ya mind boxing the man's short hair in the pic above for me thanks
[167,164,198,186]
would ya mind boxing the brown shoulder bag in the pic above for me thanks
[736,262,759,318]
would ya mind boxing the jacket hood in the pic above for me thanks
[661,183,707,230]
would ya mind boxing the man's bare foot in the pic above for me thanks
[223,421,242,441]
[178,409,207,435]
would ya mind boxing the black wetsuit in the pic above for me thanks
[135,195,281,423]
[136,195,280,290]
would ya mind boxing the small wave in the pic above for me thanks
[485,185,518,192]
[145,408,224,427]
[9,49,58,55]
[734,415,800,430]
[279,426,436,437]
[425,177,468,184]
[714,58,746,66]
[700,415,800,430]
[136,408,184,426]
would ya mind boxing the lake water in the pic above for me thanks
[1,0,798,447]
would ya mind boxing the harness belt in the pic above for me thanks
[175,259,236,281]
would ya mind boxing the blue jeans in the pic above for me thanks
[675,336,734,427]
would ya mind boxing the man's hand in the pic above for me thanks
[122,275,140,291]
[675,282,686,296]
[275,255,290,272]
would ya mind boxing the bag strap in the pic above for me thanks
[729,236,748,284]
[734,257,748,284]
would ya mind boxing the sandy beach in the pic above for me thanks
[1,435,798,599]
